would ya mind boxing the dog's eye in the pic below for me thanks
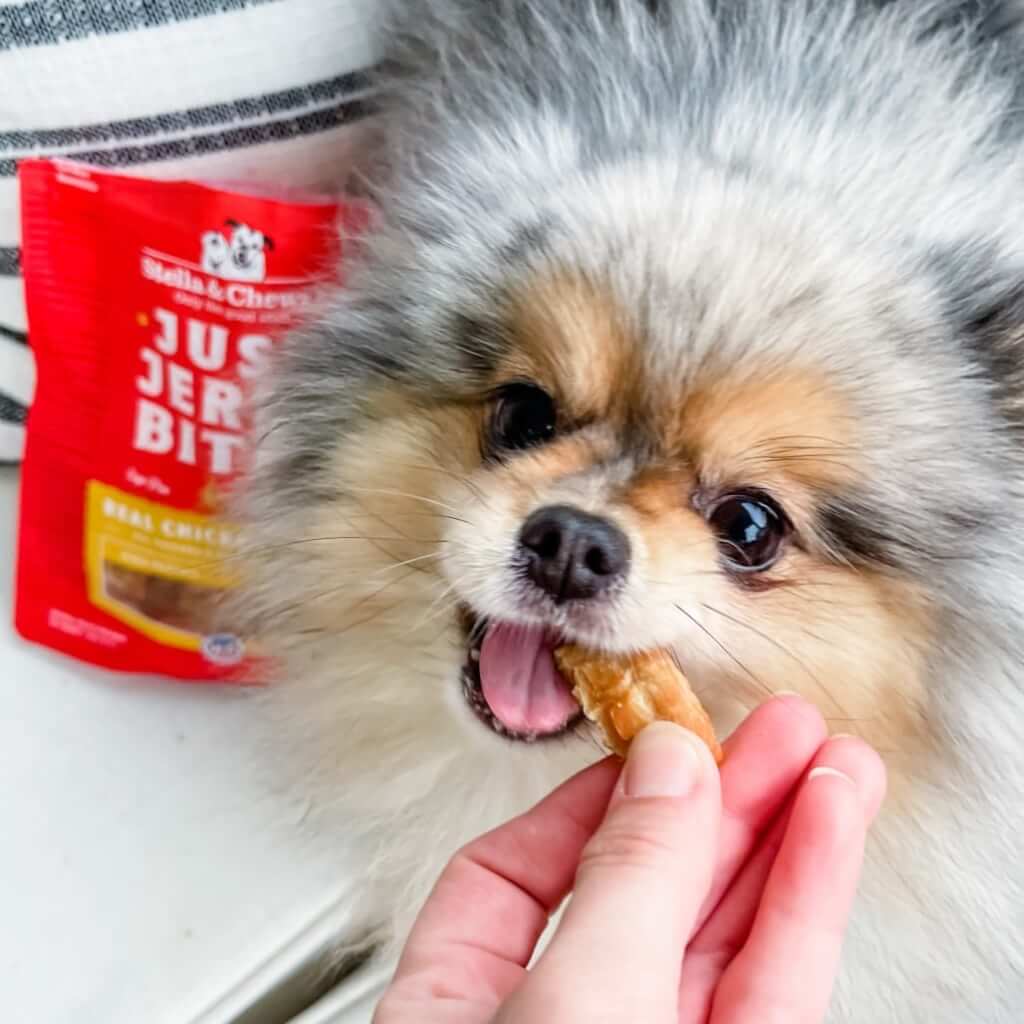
[488,384,557,456]
[707,493,789,572]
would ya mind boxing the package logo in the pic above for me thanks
[200,219,275,282]
[201,632,245,666]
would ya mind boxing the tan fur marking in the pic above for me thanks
[679,368,858,492]
[697,554,935,799]
[624,466,696,522]
[759,565,930,740]
[501,272,638,422]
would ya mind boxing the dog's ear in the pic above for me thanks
[225,218,240,229]
[263,235,275,251]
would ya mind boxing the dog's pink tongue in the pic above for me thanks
[479,623,578,734]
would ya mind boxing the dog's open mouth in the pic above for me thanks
[461,610,583,741]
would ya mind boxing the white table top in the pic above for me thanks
[0,466,384,1024]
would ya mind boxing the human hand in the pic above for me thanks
[375,696,886,1023]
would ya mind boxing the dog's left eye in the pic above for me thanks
[707,493,789,573]
[487,384,557,456]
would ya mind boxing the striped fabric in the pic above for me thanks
[0,0,380,462]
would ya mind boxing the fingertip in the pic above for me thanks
[770,692,828,730]
[810,735,888,821]
[621,721,716,799]
[789,762,867,863]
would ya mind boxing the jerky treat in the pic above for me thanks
[555,646,724,763]
[16,160,364,679]
[102,564,240,636]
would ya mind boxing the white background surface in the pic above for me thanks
[0,466,383,1023]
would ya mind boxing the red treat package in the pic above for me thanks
[16,160,361,680]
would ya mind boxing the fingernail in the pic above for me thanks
[623,722,702,798]
[772,692,822,720]
[808,766,855,785]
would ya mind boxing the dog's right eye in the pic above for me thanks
[487,384,557,457]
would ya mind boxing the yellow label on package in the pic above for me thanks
[84,480,240,650]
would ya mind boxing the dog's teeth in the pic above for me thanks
[469,649,480,662]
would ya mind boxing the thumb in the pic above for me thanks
[522,723,721,1020]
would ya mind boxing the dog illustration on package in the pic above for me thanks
[201,220,275,281]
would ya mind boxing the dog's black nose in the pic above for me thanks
[519,505,630,602]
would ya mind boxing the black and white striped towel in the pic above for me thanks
[0,0,380,462]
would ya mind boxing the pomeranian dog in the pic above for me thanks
[235,2,1024,1019]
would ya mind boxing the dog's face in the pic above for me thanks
[228,224,268,272]
[202,231,229,270]
[251,175,1012,764]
